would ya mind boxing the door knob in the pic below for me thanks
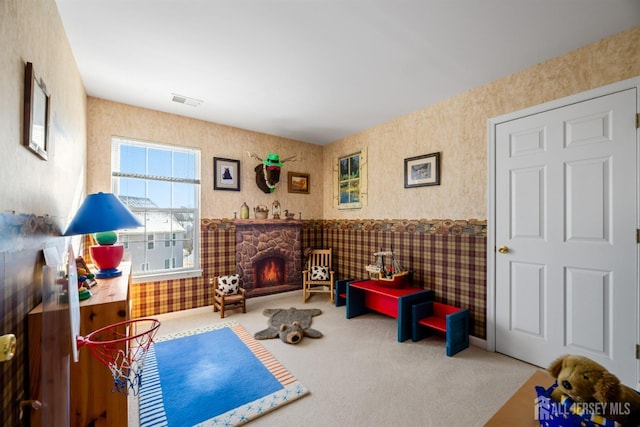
[498,246,510,254]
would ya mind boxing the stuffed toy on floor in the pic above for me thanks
[547,354,640,426]
[254,307,322,344]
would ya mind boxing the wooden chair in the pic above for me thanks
[213,274,247,318]
[302,249,335,303]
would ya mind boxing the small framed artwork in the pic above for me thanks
[404,152,440,188]
[213,157,240,191]
[288,172,310,194]
[23,62,50,160]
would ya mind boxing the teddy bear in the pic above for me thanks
[253,307,322,344]
[548,354,640,426]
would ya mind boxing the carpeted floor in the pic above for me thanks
[138,321,308,426]
[129,290,538,426]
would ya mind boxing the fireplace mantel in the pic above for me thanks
[233,219,302,226]
[234,219,302,297]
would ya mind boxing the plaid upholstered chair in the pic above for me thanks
[302,249,335,303]
[213,274,246,318]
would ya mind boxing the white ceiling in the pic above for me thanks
[55,0,640,145]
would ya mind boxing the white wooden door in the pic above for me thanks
[494,88,638,386]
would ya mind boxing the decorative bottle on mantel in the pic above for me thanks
[240,202,249,219]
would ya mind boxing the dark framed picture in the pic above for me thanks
[404,152,440,188]
[23,62,50,160]
[287,172,310,194]
[213,157,240,191]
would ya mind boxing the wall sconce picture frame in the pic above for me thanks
[23,62,50,160]
[404,152,440,188]
[213,157,240,191]
[287,172,310,194]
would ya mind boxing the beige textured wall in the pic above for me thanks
[0,0,87,225]
[86,27,640,222]
[87,99,324,219]
[323,26,640,220]
[0,1,87,425]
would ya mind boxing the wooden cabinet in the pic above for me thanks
[29,262,131,427]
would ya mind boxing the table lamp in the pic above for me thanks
[63,192,142,278]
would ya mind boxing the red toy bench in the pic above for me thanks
[411,300,469,356]
[346,279,434,342]
[334,278,354,307]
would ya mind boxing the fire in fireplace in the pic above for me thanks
[234,219,302,296]
[254,256,286,287]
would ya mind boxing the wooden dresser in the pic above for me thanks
[29,262,131,427]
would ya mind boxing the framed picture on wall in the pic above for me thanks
[23,62,50,160]
[213,157,240,191]
[287,172,310,194]
[333,148,367,210]
[404,152,440,188]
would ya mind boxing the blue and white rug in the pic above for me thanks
[138,321,309,426]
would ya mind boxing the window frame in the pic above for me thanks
[111,137,202,283]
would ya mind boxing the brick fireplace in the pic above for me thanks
[234,219,303,297]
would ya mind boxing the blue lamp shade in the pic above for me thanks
[63,192,142,236]
[63,192,142,278]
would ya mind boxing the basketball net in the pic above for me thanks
[76,318,160,395]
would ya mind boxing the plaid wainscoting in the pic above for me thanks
[132,218,487,339]
[306,219,487,339]
[131,219,236,319]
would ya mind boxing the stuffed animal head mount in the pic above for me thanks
[548,354,640,425]
[247,151,297,193]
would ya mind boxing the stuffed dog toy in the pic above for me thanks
[548,354,640,426]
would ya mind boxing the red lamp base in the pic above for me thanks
[90,244,124,279]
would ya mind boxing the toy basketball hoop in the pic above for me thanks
[76,318,160,395]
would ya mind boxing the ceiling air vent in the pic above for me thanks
[171,93,203,107]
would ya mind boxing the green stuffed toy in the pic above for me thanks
[254,307,322,344]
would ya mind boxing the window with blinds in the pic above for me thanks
[111,137,202,281]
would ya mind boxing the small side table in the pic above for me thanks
[483,370,553,426]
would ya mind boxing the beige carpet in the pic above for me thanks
[129,290,538,426]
